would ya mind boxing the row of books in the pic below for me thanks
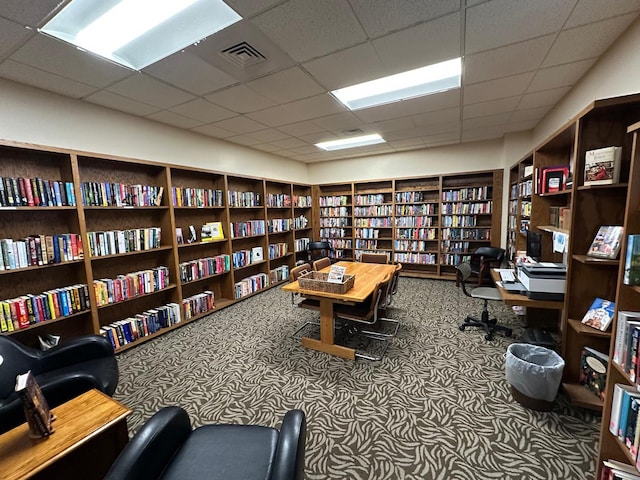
[355,250,390,261]
[521,201,532,217]
[354,217,392,227]
[172,187,224,208]
[354,205,393,217]
[441,201,492,214]
[319,195,350,207]
[395,191,427,203]
[320,206,350,217]
[355,228,382,239]
[354,194,387,205]
[265,193,291,207]
[613,311,640,381]
[100,303,181,350]
[0,176,76,207]
[320,218,350,227]
[86,227,162,257]
[441,253,471,265]
[393,252,436,264]
[394,240,433,252]
[269,265,290,283]
[182,291,215,320]
[549,206,571,229]
[395,204,437,215]
[293,215,308,230]
[441,215,479,227]
[234,272,269,299]
[518,179,533,198]
[442,186,490,202]
[395,228,437,240]
[441,227,491,241]
[228,191,261,208]
[0,284,90,332]
[93,267,170,307]
[441,241,471,253]
[319,227,349,237]
[230,220,265,238]
[0,233,83,270]
[268,243,287,259]
[268,218,292,233]
[324,238,351,249]
[355,239,378,249]
[609,383,640,467]
[533,165,570,195]
[81,182,163,207]
[395,216,437,227]
[625,235,640,286]
[600,459,640,479]
[293,195,312,208]
[232,247,264,269]
[294,237,310,253]
[179,255,231,283]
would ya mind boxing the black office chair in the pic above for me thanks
[469,246,506,286]
[307,241,333,263]
[456,262,512,341]
[105,406,306,480]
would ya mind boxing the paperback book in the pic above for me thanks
[578,346,608,400]
[581,297,615,332]
[15,370,55,437]
[587,225,623,259]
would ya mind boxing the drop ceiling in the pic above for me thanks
[1,0,639,163]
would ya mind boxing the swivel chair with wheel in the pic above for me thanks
[456,262,512,341]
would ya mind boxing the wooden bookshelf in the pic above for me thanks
[506,154,533,262]
[316,182,354,261]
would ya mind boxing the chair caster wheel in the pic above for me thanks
[489,318,497,325]
[459,325,465,331]
[485,334,493,341]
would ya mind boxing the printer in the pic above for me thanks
[517,262,566,300]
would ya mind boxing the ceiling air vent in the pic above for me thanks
[343,128,364,135]
[220,42,266,68]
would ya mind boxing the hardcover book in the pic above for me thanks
[584,146,622,186]
[201,222,224,242]
[251,246,263,262]
[15,370,55,437]
[581,297,615,332]
[624,234,640,286]
[579,346,608,400]
[587,225,623,259]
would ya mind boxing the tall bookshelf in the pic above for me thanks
[353,180,393,262]
[316,183,354,261]
[506,154,533,262]
[292,184,313,265]
[595,121,640,477]
[0,140,311,352]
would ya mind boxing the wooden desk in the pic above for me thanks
[0,389,131,480]
[491,269,564,329]
[282,261,399,359]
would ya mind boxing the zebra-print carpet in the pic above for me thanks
[114,278,600,480]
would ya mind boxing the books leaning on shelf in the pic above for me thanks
[601,459,640,479]
[587,225,624,259]
[625,235,640,286]
[581,297,615,332]
[584,146,622,186]
[578,346,608,400]
[15,370,55,438]
[613,311,640,382]
[0,176,76,207]
[0,233,83,271]
[610,384,640,466]
[201,222,224,242]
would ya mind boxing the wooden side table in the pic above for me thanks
[0,389,131,480]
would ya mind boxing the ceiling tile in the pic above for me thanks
[350,0,460,38]
[422,130,461,144]
[388,137,426,148]
[107,75,195,109]
[302,43,386,90]
[226,134,263,146]
[84,90,161,116]
[0,0,62,27]
[0,18,32,57]
[462,125,507,142]
[289,145,321,154]
[205,85,276,113]
[213,115,268,134]
[144,52,237,96]
[464,35,555,85]
[278,121,327,137]
[462,96,520,119]
[146,111,203,129]
[353,89,460,123]
[411,107,460,127]
[510,105,552,123]
[247,94,345,127]
[465,0,576,54]
[463,72,535,104]
[0,59,98,98]
[527,58,596,92]
[362,117,415,134]
[225,0,285,18]
[247,67,325,104]
[11,34,131,88]
[299,131,339,144]
[372,12,461,73]
[290,154,311,162]
[191,124,236,138]
[463,112,511,130]
[565,0,640,28]
[170,99,236,123]
[312,112,363,132]
[504,118,540,133]
[269,137,307,149]
[517,86,571,110]
[252,143,282,152]
[252,0,367,62]
[249,129,291,142]
[271,149,297,157]
[542,13,638,67]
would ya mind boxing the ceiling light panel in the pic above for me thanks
[331,57,461,110]
[40,0,242,70]
[315,134,385,151]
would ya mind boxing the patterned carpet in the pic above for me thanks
[115,278,600,480]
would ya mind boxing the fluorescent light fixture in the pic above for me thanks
[315,134,385,151]
[331,58,462,110]
[39,0,242,70]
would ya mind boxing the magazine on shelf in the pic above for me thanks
[587,225,623,259]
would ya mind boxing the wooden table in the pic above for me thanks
[491,269,564,329]
[0,389,131,480]
[282,261,399,359]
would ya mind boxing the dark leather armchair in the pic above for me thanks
[0,334,118,433]
[307,241,333,262]
[105,406,306,480]
[469,246,506,286]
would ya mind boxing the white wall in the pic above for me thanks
[0,78,309,184]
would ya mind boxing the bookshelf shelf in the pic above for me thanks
[0,259,84,275]
[572,255,620,266]
[3,309,91,336]
[231,234,266,240]
[89,246,173,261]
[567,318,612,338]
[233,260,267,271]
[562,382,603,410]
[537,225,569,235]
[96,284,178,309]
[181,270,230,285]
[83,206,168,210]
[577,183,629,192]
[177,239,227,249]
[538,190,571,197]
[0,206,76,211]
[172,205,225,210]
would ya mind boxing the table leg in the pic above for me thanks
[301,299,356,360]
